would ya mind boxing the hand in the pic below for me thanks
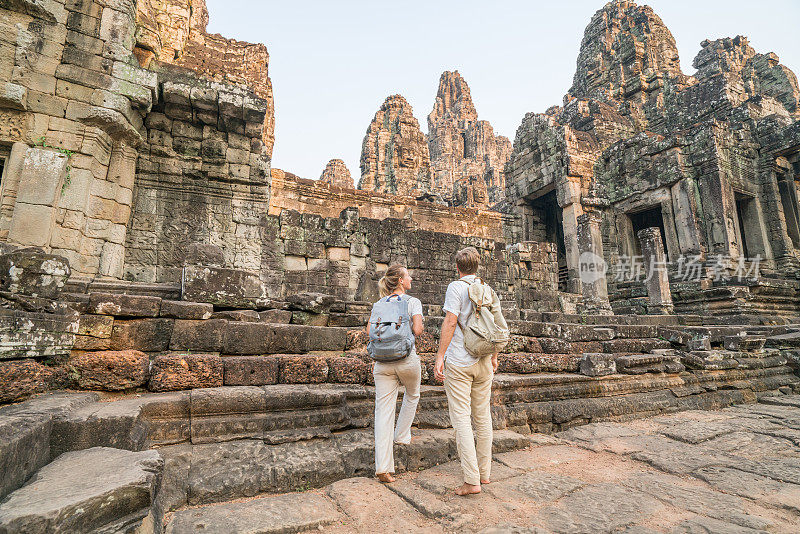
[491,354,499,373]
[434,356,445,382]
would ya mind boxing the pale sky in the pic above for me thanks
[206,1,800,182]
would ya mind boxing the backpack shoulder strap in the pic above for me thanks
[452,279,473,333]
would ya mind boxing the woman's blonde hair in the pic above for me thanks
[378,264,407,297]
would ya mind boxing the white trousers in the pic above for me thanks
[373,355,421,474]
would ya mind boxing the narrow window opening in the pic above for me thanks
[735,193,752,258]
[629,206,667,257]
[527,190,567,291]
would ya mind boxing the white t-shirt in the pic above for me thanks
[442,275,479,368]
[373,294,423,359]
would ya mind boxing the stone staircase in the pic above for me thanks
[4,287,800,531]
[0,387,535,532]
[0,447,163,534]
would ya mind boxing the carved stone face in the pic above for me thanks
[396,144,419,168]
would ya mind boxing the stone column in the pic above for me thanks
[637,227,674,314]
[98,144,138,279]
[576,210,612,315]
[558,178,584,294]
[670,178,704,258]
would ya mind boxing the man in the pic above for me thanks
[434,247,499,496]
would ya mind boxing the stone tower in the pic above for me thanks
[359,95,432,197]
[428,71,512,207]
[320,159,354,188]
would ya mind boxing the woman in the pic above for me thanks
[368,264,423,483]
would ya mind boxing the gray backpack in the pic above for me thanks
[368,294,415,362]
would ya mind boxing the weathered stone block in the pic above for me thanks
[169,319,228,352]
[327,357,370,384]
[76,314,113,338]
[723,336,766,352]
[109,319,173,352]
[0,251,70,299]
[259,309,292,324]
[182,265,270,309]
[0,359,61,403]
[72,335,111,351]
[0,447,163,534]
[15,147,69,206]
[183,243,225,267]
[7,203,57,248]
[278,355,329,383]
[223,356,280,386]
[212,310,260,322]
[0,82,27,110]
[286,292,336,314]
[68,350,149,391]
[160,300,213,320]
[0,310,78,361]
[499,353,581,374]
[88,292,161,317]
[149,354,223,392]
[579,353,617,376]
[0,413,51,500]
[687,336,712,351]
[290,311,329,326]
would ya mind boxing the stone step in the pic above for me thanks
[0,447,163,534]
[165,491,342,534]
[159,427,533,508]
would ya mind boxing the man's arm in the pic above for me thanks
[434,312,458,381]
[491,352,498,373]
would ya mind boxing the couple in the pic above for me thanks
[367,247,506,496]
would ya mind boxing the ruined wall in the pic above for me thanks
[0,0,158,277]
[122,68,272,283]
[270,169,515,242]
[134,0,275,153]
[119,0,274,284]
[0,0,274,284]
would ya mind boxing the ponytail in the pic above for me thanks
[378,264,406,298]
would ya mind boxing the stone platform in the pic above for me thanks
[165,397,800,533]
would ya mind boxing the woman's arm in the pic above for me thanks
[411,314,423,336]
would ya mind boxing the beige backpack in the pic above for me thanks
[456,278,510,357]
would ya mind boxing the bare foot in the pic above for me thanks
[481,479,490,485]
[455,483,481,496]
[377,473,396,483]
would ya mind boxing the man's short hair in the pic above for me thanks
[455,247,480,275]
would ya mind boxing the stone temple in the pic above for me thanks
[0,0,798,532]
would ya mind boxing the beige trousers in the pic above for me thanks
[444,357,493,485]
[373,355,421,474]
